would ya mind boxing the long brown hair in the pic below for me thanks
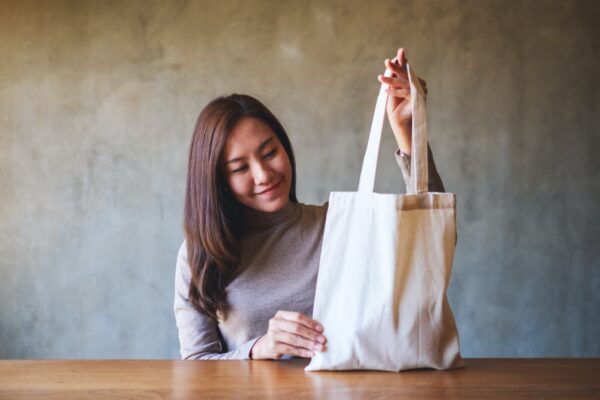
[184,94,298,320]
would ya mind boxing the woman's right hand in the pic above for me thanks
[249,311,327,360]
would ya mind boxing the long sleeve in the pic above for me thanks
[173,241,261,360]
[394,143,446,193]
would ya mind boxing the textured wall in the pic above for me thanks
[0,0,598,358]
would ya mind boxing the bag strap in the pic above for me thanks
[357,62,429,194]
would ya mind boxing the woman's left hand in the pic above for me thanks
[377,48,428,155]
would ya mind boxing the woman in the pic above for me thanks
[174,48,445,360]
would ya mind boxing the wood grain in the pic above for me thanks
[0,358,598,399]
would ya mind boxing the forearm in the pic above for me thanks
[174,241,260,361]
[182,337,261,360]
[395,143,446,193]
[394,122,412,155]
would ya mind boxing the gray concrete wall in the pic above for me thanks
[0,0,598,359]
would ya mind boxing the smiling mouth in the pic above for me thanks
[258,180,281,195]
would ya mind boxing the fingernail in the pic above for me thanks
[317,335,325,343]
[316,325,323,332]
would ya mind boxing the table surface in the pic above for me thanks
[0,358,599,399]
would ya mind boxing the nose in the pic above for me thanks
[251,159,275,186]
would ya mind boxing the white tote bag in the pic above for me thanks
[306,62,464,372]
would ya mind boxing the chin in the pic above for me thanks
[257,197,288,213]
[244,191,289,213]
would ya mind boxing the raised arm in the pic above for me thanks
[395,144,446,193]
[377,48,446,193]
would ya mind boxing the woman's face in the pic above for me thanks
[222,117,292,213]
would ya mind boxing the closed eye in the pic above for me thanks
[231,165,248,173]
[264,149,277,159]
[229,148,277,173]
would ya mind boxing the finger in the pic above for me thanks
[384,58,406,78]
[378,74,408,87]
[384,58,400,75]
[275,311,324,332]
[262,332,311,359]
[272,331,325,353]
[272,318,326,344]
[385,87,410,98]
[275,343,314,359]
[397,48,407,67]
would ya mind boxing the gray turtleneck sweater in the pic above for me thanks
[174,148,445,360]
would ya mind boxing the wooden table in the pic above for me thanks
[0,358,598,399]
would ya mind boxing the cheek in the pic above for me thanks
[227,174,252,197]
[275,153,292,178]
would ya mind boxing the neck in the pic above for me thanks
[241,201,297,229]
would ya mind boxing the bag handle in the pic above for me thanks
[357,62,429,195]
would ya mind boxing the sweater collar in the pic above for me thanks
[241,201,297,229]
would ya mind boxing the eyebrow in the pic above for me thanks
[225,137,275,165]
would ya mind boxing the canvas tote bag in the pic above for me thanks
[305,62,464,372]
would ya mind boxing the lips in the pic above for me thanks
[258,179,281,195]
